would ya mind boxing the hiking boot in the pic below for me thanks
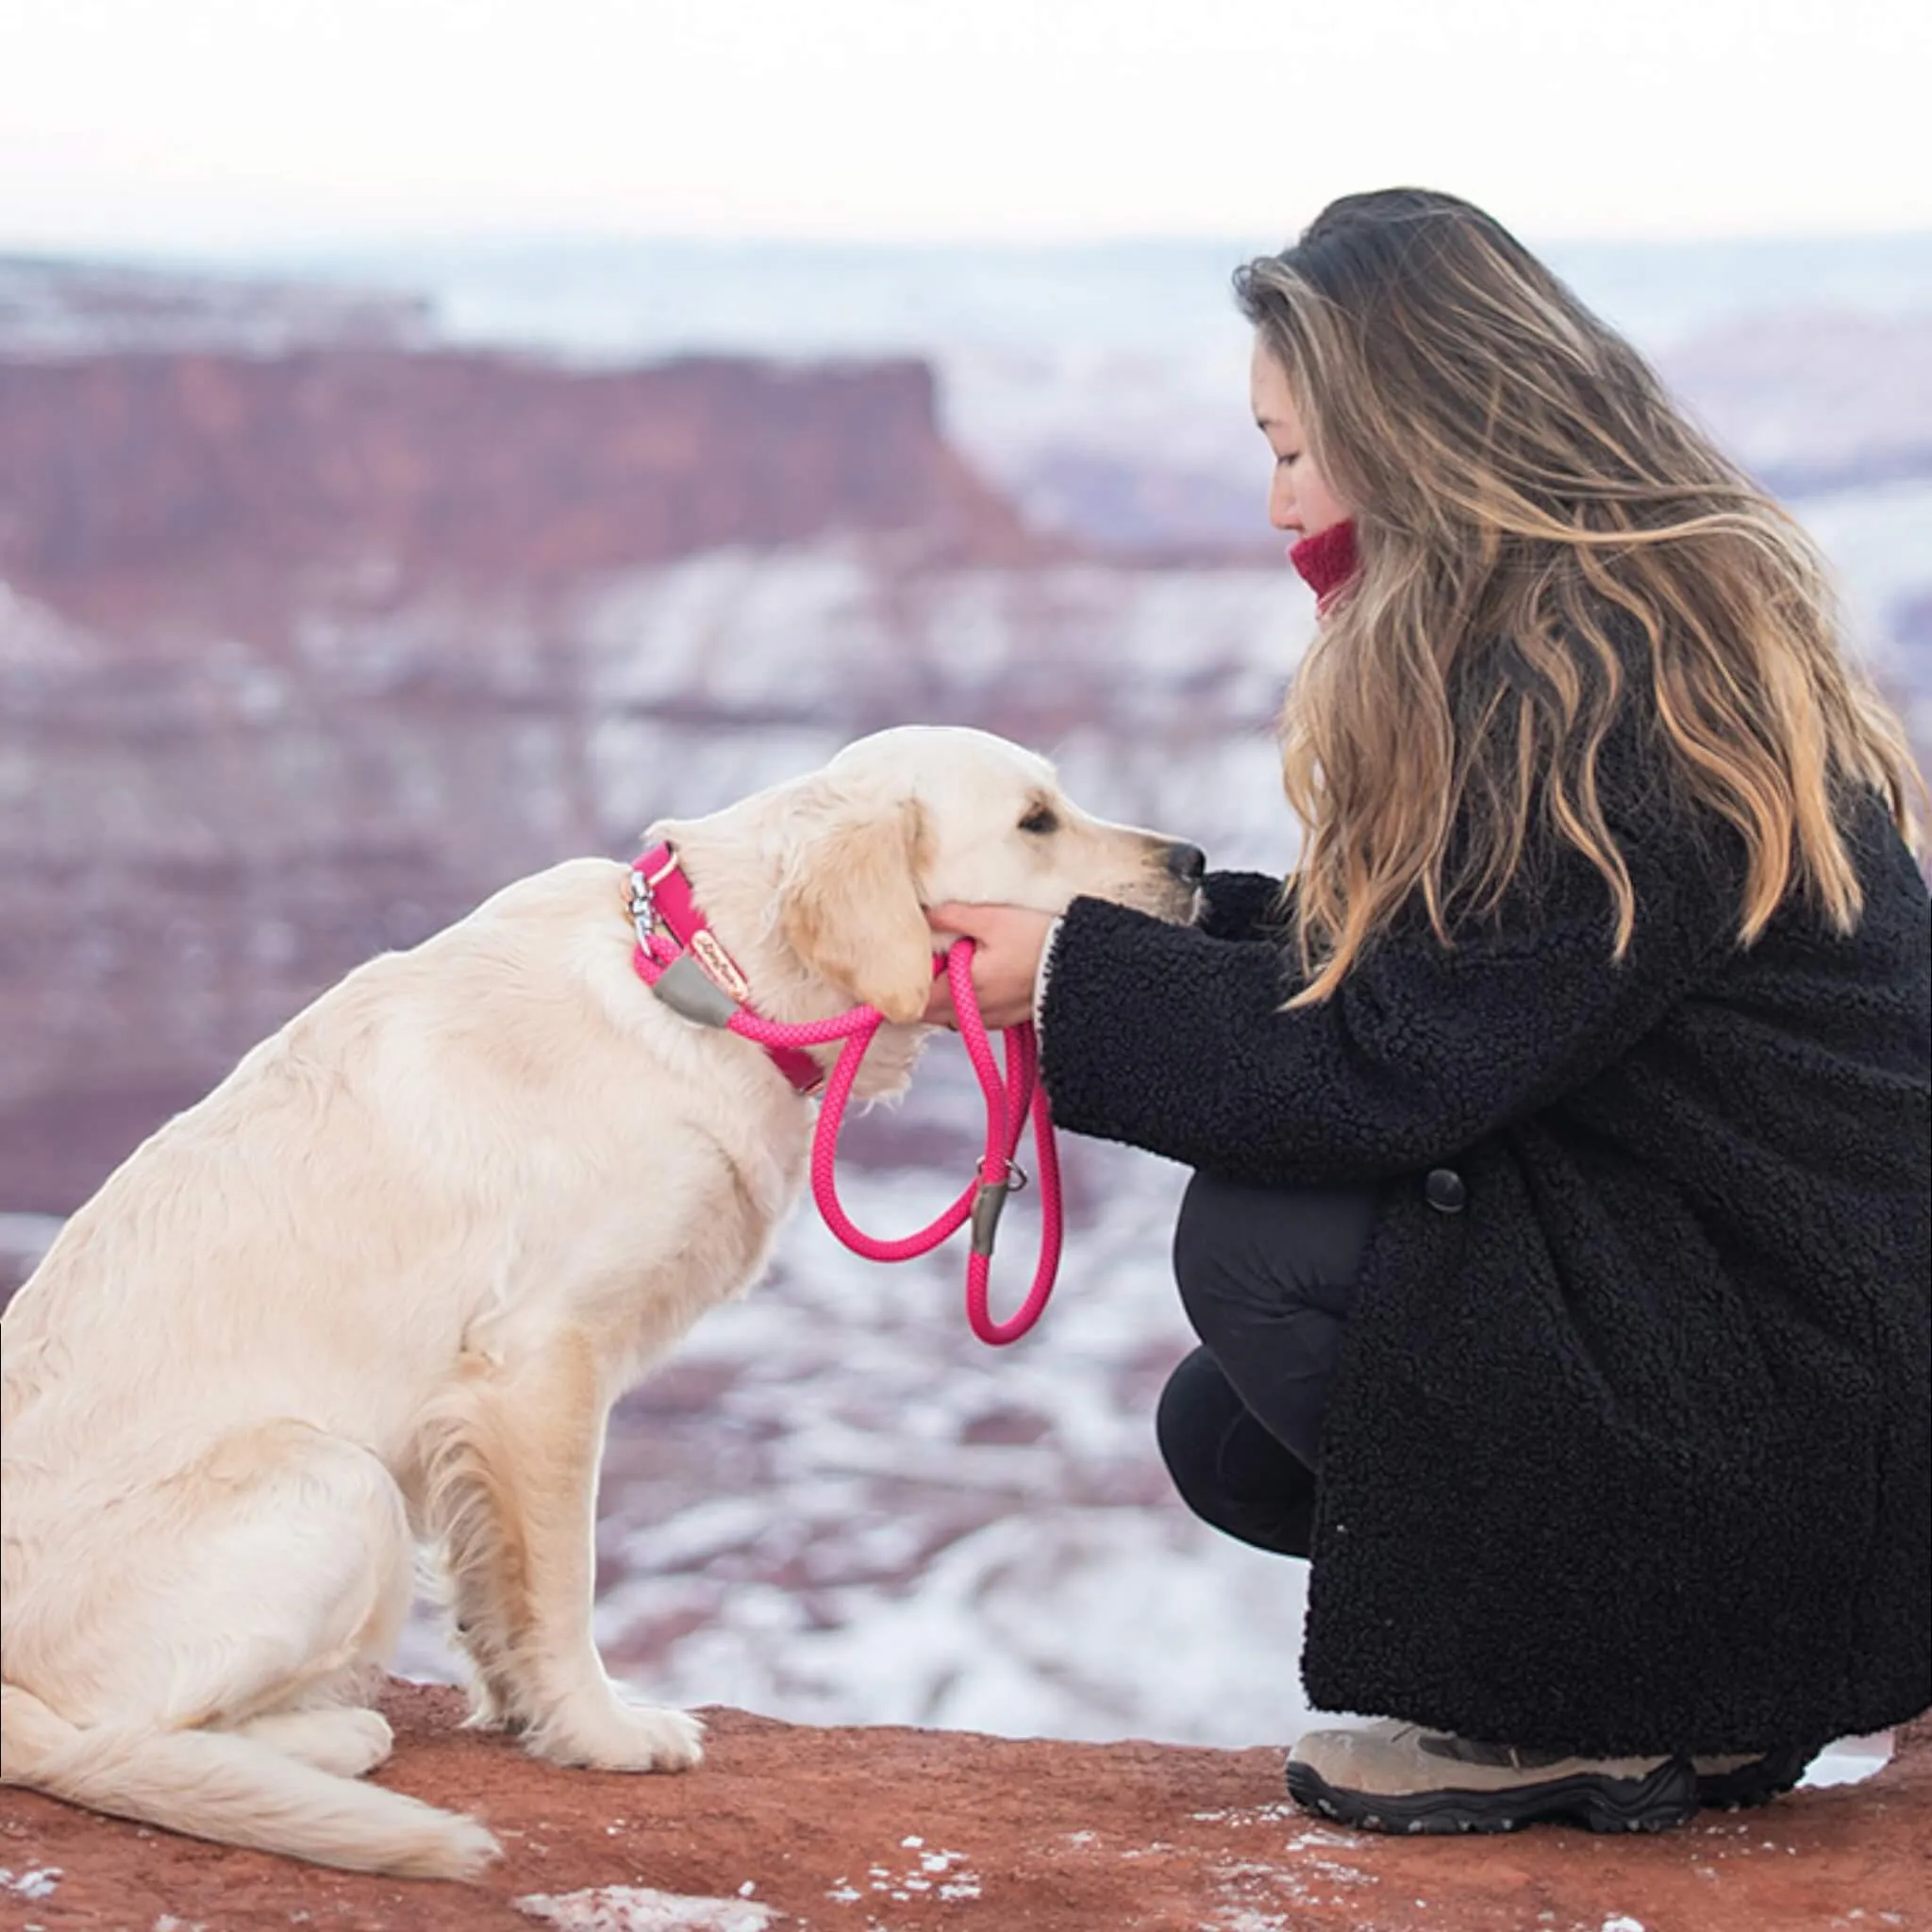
[1692,1744,1815,1809]
[1286,1718,1697,1835]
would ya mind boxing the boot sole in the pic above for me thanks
[1286,1754,1698,1835]
[1695,1745,1814,1810]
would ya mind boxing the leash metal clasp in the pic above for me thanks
[968,1158,1028,1257]
[627,865,659,952]
[969,1179,1009,1257]
[628,849,681,940]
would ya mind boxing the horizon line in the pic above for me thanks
[7,223,1932,271]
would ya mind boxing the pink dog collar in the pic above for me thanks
[627,842,825,1094]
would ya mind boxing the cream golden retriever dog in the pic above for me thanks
[0,725,1201,1881]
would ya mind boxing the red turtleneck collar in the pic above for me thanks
[1288,520,1359,613]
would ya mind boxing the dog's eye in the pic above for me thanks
[1018,806,1059,835]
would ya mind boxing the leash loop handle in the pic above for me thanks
[643,921,1065,1346]
[800,941,1064,1344]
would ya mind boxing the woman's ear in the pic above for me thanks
[778,796,934,1023]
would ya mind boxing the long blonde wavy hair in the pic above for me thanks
[1235,189,1922,1005]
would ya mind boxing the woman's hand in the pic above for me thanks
[923,903,1058,1031]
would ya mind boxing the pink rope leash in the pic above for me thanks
[638,930,1064,1345]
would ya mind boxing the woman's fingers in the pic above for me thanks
[922,905,967,1025]
[914,905,1054,1032]
[924,901,985,938]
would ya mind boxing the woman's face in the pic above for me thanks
[1251,338,1351,541]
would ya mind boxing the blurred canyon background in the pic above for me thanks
[2,234,1929,1759]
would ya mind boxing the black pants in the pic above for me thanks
[1157,1171,1379,1560]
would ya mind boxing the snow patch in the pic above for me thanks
[515,1886,779,1931]
[828,1845,979,1907]
[1804,1731,1895,1788]
[1283,1825,1368,1850]
[0,1867,60,1900]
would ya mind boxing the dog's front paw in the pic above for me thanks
[528,1697,706,1773]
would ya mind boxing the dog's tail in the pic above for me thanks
[0,1681,498,1881]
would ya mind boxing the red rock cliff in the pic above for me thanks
[0,349,1034,612]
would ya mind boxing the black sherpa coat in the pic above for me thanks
[1039,762,1931,1757]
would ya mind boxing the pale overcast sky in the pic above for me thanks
[2,0,1927,254]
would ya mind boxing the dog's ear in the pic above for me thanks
[779,796,934,1024]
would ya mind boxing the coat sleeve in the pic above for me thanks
[1038,806,1744,1185]
[1198,868,1292,942]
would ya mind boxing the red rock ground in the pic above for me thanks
[0,1684,1924,1931]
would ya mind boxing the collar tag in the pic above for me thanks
[689,928,752,1003]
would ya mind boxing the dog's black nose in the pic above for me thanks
[1164,841,1208,884]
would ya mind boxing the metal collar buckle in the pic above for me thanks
[628,850,678,952]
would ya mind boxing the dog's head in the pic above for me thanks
[728,726,1203,1024]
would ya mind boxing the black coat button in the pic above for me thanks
[1424,1167,1467,1214]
